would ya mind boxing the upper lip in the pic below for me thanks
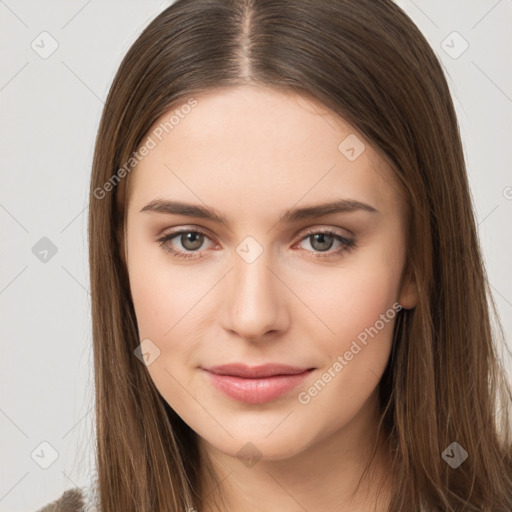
[203,363,313,378]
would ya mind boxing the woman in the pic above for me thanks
[37,0,512,510]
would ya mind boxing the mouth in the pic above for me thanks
[201,363,315,404]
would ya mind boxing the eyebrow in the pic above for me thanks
[140,198,378,225]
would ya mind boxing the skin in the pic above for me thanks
[123,85,417,511]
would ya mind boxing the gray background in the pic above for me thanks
[1,0,511,510]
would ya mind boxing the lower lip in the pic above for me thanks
[203,369,314,404]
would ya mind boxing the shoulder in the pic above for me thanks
[35,480,99,512]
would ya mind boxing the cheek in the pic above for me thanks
[330,269,401,337]
[292,279,400,435]
[300,243,403,344]
[315,271,398,377]
[126,224,202,336]
[301,245,403,392]
[128,262,208,362]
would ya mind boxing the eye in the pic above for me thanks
[157,228,214,260]
[294,228,356,259]
[157,227,356,260]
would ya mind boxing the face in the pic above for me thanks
[123,85,416,462]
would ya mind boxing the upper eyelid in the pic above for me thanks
[159,226,353,247]
[160,224,353,238]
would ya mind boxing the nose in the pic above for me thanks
[221,249,289,342]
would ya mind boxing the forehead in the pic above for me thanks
[128,85,403,218]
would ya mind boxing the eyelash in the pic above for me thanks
[157,227,356,261]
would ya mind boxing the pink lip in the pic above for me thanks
[202,363,314,404]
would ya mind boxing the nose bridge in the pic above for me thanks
[223,237,286,339]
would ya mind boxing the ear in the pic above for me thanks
[398,263,418,310]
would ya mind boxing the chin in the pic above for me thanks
[196,420,319,463]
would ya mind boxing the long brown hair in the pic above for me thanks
[87,0,512,510]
